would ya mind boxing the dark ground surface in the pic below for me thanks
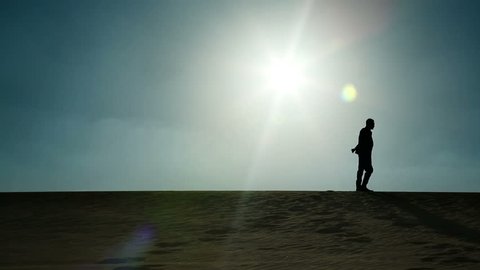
[0,191,479,270]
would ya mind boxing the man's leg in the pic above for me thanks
[356,169,363,191]
[362,165,374,190]
[356,155,364,191]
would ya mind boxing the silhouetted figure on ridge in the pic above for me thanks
[351,118,375,192]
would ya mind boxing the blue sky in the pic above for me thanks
[1,0,479,192]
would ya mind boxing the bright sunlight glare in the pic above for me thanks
[263,57,307,94]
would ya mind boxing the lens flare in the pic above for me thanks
[341,83,357,102]
[99,224,156,265]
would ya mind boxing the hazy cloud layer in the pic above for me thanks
[1,0,479,191]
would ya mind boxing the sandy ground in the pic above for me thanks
[0,191,479,270]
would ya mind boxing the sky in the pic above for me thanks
[1,0,479,192]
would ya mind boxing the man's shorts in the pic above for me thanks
[358,154,373,172]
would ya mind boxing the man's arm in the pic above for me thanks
[352,129,367,154]
[351,129,362,154]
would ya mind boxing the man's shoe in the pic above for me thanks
[362,186,374,192]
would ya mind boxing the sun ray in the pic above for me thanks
[286,0,315,57]
[241,0,321,191]
[223,2,322,260]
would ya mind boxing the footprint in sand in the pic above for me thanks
[149,241,188,255]
[98,257,145,264]
[113,267,150,270]
[113,266,164,270]
[440,256,480,264]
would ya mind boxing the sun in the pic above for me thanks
[263,56,307,94]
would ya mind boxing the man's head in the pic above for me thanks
[366,118,375,130]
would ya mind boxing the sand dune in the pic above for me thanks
[0,191,479,269]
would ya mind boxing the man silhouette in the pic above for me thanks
[351,118,375,192]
